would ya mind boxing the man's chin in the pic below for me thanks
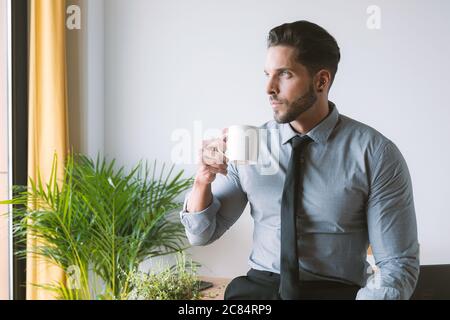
[273,110,291,124]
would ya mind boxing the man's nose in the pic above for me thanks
[266,77,279,96]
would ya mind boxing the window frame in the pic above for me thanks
[10,0,28,300]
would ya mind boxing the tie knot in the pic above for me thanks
[291,135,312,150]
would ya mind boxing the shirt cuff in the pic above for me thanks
[179,191,221,236]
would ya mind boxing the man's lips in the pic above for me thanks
[270,101,283,106]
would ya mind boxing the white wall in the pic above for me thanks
[67,0,104,158]
[101,0,450,277]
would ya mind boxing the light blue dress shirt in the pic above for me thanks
[180,101,420,300]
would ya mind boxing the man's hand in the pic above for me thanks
[194,128,229,186]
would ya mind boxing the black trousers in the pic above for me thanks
[224,269,361,300]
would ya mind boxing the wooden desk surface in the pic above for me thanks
[199,276,232,300]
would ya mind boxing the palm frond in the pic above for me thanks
[1,151,194,299]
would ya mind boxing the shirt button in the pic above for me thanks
[300,158,305,163]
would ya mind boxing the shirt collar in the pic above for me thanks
[281,101,340,145]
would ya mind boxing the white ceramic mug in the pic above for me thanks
[226,125,259,165]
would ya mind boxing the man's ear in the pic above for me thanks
[315,70,332,93]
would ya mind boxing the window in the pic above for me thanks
[0,0,11,300]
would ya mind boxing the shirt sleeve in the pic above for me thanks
[356,141,420,300]
[179,162,248,246]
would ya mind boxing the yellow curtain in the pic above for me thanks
[27,0,69,300]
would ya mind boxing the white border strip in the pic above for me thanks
[6,0,13,300]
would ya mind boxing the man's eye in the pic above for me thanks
[280,71,291,77]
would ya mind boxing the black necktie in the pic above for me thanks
[279,135,313,300]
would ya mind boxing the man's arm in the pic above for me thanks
[356,141,420,300]
[186,181,213,213]
[180,161,248,246]
[180,130,248,246]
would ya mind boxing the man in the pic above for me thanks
[180,20,419,300]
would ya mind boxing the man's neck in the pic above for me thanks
[289,99,331,134]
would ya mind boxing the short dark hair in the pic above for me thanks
[267,20,341,87]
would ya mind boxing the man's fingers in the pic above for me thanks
[205,139,227,153]
[202,153,228,167]
[203,148,226,160]
[201,141,228,164]
[205,165,228,175]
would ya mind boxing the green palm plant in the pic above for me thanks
[1,153,194,299]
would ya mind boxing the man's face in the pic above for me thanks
[264,45,317,123]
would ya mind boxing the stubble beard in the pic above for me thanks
[273,83,317,124]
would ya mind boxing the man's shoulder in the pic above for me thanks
[337,113,400,160]
[338,113,384,136]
